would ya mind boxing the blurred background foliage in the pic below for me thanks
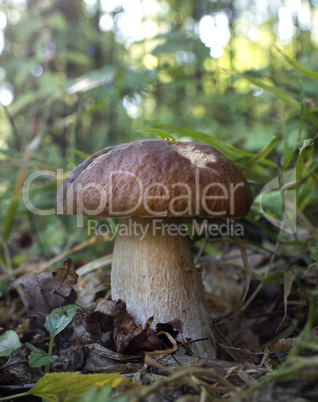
[0,0,317,274]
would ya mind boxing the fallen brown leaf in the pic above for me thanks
[0,346,42,386]
[270,337,297,353]
[84,299,180,354]
[54,258,78,285]
[10,259,78,331]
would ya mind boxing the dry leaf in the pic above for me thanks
[54,258,78,285]
[270,337,297,353]
[0,346,42,386]
[11,259,78,331]
[84,299,180,354]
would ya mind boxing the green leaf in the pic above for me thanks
[137,128,176,141]
[243,127,274,152]
[2,196,20,242]
[283,90,306,170]
[154,122,256,161]
[251,269,263,282]
[220,65,299,106]
[296,137,315,210]
[78,387,112,402]
[152,122,277,169]
[44,305,77,338]
[47,12,67,30]
[276,271,296,332]
[68,148,91,161]
[28,349,59,368]
[240,136,278,172]
[297,138,314,177]
[151,32,210,60]
[78,387,128,402]
[139,124,276,170]
[273,43,318,80]
[311,248,318,262]
[262,272,285,285]
[0,330,22,357]
[65,67,115,95]
[251,270,286,285]
[26,372,134,402]
[63,51,91,67]
[220,66,318,129]
[9,91,38,115]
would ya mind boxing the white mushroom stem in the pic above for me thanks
[111,216,216,358]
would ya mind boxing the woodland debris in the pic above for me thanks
[84,299,182,354]
[10,259,78,331]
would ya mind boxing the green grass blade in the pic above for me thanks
[220,67,318,129]
[273,43,318,80]
[154,122,276,168]
[283,85,306,170]
[2,197,20,242]
[137,128,176,141]
[240,136,278,172]
[154,122,250,157]
[220,66,299,106]
[68,148,91,161]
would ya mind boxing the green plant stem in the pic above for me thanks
[0,391,29,401]
[45,335,54,374]
[242,293,318,396]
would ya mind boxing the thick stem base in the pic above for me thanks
[111,217,216,358]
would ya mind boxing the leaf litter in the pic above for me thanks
[0,236,318,401]
[10,258,77,331]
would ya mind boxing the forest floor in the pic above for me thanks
[0,227,317,401]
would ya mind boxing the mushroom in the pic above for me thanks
[56,139,253,358]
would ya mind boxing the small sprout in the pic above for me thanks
[44,304,77,339]
[29,304,77,373]
[28,349,58,368]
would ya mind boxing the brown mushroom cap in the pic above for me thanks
[56,139,253,218]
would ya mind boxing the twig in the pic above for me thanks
[0,234,111,282]
[2,242,28,307]
[130,367,238,402]
[231,236,252,303]
[1,103,21,152]
[194,237,208,264]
